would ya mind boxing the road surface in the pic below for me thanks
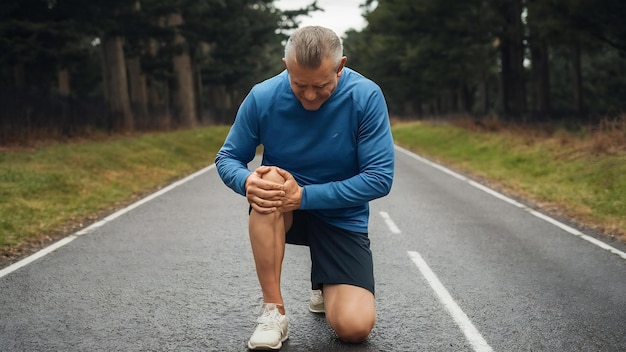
[1,146,625,351]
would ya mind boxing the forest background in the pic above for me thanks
[2,0,626,140]
[1,0,625,261]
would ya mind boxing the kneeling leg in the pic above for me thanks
[323,284,375,343]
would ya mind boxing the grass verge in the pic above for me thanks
[0,126,230,264]
[391,120,626,242]
[2,120,624,267]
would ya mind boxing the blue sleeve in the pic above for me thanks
[215,92,259,196]
[300,89,394,209]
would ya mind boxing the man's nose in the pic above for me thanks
[304,89,316,101]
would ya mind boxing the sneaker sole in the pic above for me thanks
[247,335,288,350]
[308,304,325,314]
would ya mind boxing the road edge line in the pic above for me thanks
[0,164,217,279]
[395,145,626,261]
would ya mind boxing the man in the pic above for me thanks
[215,26,394,350]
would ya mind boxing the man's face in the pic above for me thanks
[283,56,347,111]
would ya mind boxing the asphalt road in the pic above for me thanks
[1,146,626,352]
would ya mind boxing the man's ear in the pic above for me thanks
[282,58,288,71]
[337,56,347,77]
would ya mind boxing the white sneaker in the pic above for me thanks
[308,289,325,313]
[247,303,288,350]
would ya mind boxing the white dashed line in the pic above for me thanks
[379,211,401,234]
[378,210,492,350]
[395,145,626,261]
[408,251,494,352]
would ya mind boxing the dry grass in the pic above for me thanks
[446,114,626,156]
[391,114,626,243]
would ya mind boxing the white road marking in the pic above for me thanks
[0,165,217,279]
[0,236,76,278]
[408,251,494,352]
[379,211,401,234]
[395,145,626,261]
[378,209,492,351]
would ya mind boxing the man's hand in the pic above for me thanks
[245,166,285,214]
[275,167,302,212]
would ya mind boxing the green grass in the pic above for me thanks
[392,121,626,239]
[1,121,624,256]
[0,126,230,249]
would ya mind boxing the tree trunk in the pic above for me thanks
[168,13,197,128]
[147,33,172,129]
[481,69,490,115]
[499,37,512,116]
[438,90,457,115]
[101,35,134,131]
[459,81,473,113]
[510,0,526,119]
[207,85,241,124]
[527,0,551,119]
[13,63,26,90]
[147,76,169,128]
[571,40,584,115]
[57,67,71,97]
[126,0,148,127]
[498,0,526,120]
[127,57,149,124]
[100,46,110,102]
[529,37,551,118]
[196,65,204,123]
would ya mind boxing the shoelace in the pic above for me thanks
[311,290,323,303]
[257,308,284,332]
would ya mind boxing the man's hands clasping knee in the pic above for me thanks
[245,166,302,214]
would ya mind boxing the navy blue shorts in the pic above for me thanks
[286,210,375,295]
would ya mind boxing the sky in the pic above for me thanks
[273,0,368,37]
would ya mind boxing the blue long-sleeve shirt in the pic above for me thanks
[215,68,394,233]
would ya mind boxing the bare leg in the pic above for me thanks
[248,167,292,314]
[323,284,376,343]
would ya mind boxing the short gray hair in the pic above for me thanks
[284,26,343,69]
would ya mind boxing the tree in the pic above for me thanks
[526,0,552,118]
[0,0,325,141]
[492,0,527,119]
[51,0,137,131]
[167,11,197,128]
[348,0,498,117]
[125,0,150,124]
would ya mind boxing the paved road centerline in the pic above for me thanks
[379,211,401,234]
[408,251,494,352]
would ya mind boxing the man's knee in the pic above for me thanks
[249,167,286,222]
[261,166,285,184]
[330,313,375,343]
[323,284,375,343]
